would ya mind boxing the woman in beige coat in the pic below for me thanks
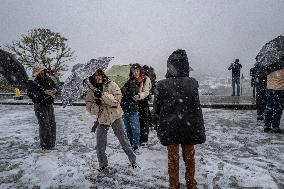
[85,69,138,172]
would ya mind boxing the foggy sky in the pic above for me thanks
[1,0,284,79]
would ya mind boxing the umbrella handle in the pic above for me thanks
[83,78,95,92]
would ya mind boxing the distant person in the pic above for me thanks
[228,59,242,96]
[26,64,58,150]
[264,66,284,133]
[121,65,142,151]
[84,68,138,172]
[250,65,267,121]
[250,67,257,98]
[152,49,206,189]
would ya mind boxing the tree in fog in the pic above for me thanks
[6,28,75,73]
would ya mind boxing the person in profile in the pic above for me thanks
[228,59,242,96]
[26,64,58,150]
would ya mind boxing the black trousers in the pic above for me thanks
[264,90,284,128]
[256,86,267,117]
[34,103,56,149]
[138,100,150,143]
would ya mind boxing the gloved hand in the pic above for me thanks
[44,90,55,98]
[95,99,101,105]
[133,94,140,101]
[94,90,102,99]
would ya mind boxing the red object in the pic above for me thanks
[137,75,144,84]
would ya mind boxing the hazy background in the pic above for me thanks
[1,0,284,80]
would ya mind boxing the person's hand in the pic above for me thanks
[95,99,101,105]
[133,94,140,101]
[94,90,102,99]
[44,90,55,98]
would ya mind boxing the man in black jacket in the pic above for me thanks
[152,49,206,189]
[228,59,242,96]
[27,64,58,150]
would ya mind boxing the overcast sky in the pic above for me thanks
[1,0,284,79]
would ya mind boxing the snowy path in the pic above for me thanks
[0,105,283,188]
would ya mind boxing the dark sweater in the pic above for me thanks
[121,79,140,113]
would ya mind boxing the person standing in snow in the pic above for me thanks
[142,65,157,129]
[228,59,242,96]
[84,68,138,172]
[250,65,267,121]
[135,64,151,145]
[121,65,142,151]
[26,64,58,150]
[264,65,284,133]
[152,49,206,189]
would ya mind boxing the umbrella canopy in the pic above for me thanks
[105,64,131,88]
[61,57,113,107]
[0,49,29,90]
[255,35,284,73]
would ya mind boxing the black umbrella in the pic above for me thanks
[255,35,284,74]
[0,49,28,90]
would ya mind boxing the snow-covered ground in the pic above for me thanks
[0,105,283,189]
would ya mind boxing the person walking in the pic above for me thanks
[228,59,242,96]
[26,64,58,150]
[152,49,206,189]
[121,66,141,151]
[264,67,284,133]
[84,68,138,172]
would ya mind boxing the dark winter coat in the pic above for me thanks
[250,65,267,88]
[121,79,140,113]
[153,49,206,146]
[27,76,57,105]
[228,62,242,78]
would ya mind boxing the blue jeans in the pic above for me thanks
[123,112,140,146]
[264,90,284,129]
[232,77,240,96]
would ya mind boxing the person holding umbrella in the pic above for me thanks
[254,35,284,133]
[264,56,284,133]
[26,64,58,150]
[84,68,138,172]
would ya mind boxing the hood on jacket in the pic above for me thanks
[32,64,47,78]
[166,49,192,78]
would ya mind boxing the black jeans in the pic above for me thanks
[139,100,150,143]
[256,86,267,117]
[34,103,56,149]
[264,90,284,128]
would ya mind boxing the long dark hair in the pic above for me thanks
[89,68,110,87]
[129,63,142,79]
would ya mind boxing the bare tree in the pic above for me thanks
[6,28,75,73]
